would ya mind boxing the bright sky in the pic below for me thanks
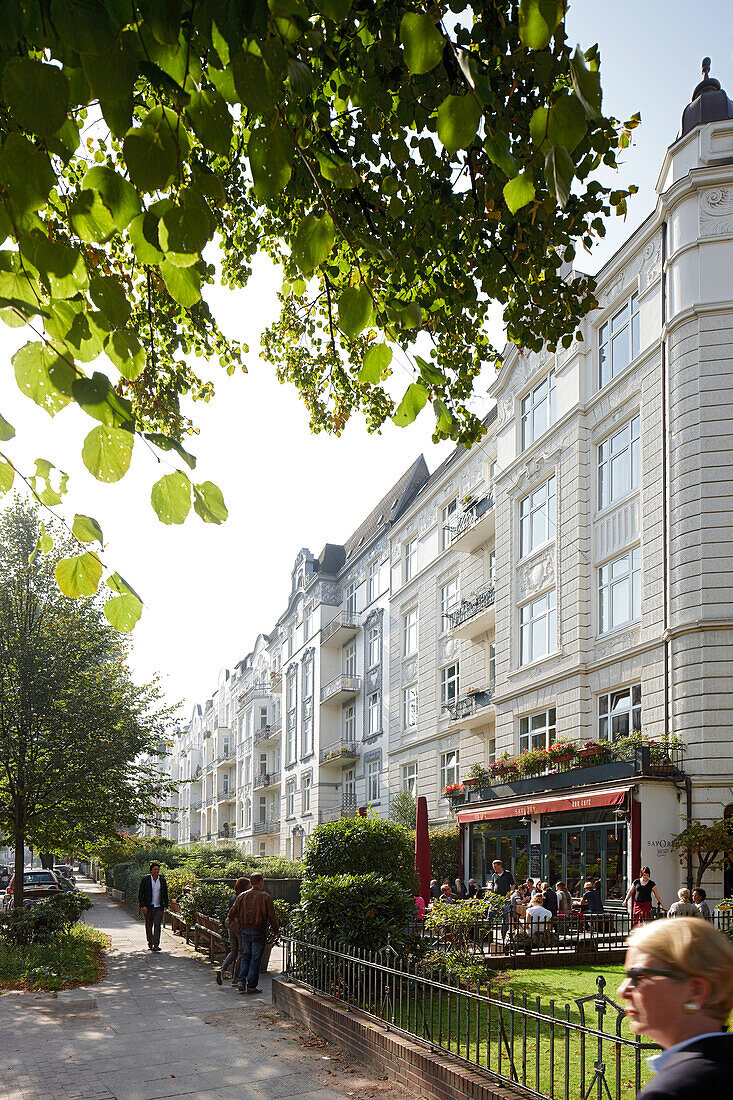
[3,2,731,721]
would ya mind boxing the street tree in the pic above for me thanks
[0,1,637,625]
[670,819,733,891]
[388,788,418,830]
[0,497,176,907]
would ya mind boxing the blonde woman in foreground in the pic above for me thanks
[618,917,733,1097]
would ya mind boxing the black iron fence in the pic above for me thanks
[283,935,658,1100]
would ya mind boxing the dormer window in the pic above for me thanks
[599,293,639,388]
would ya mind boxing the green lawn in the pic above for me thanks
[0,922,109,991]
[493,963,628,1003]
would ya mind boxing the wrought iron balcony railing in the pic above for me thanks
[321,610,361,646]
[448,584,495,630]
[450,494,493,544]
[320,674,361,703]
[253,819,281,835]
[319,741,361,766]
[447,688,494,722]
[253,771,281,789]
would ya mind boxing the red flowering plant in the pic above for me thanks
[516,748,547,777]
[443,782,464,798]
[488,755,519,780]
[545,741,578,767]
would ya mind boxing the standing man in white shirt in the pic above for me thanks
[138,862,169,952]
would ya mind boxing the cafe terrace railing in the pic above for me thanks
[282,934,659,1100]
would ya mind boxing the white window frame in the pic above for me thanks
[402,684,418,729]
[344,640,357,677]
[366,758,380,802]
[404,536,418,583]
[344,768,355,799]
[519,589,557,665]
[301,713,313,757]
[401,762,417,794]
[303,658,313,700]
[598,547,641,634]
[520,370,556,451]
[245,799,252,828]
[441,499,458,551]
[440,749,460,793]
[367,624,380,669]
[599,293,640,388]
[598,415,640,511]
[598,685,642,742]
[367,559,379,604]
[344,703,356,743]
[519,707,556,753]
[303,603,312,640]
[519,475,556,558]
[344,581,357,617]
[403,607,418,656]
[287,622,295,658]
[367,692,380,736]
[440,576,460,634]
[440,662,459,714]
[286,781,295,818]
[302,774,311,814]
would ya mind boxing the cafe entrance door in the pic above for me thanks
[541,811,627,901]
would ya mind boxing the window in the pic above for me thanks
[519,590,556,665]
[404,537,418,583]
[344,703,356,743]
[403,607,418,655]
[402,762,417,794]
[245,756,251,784]
[488,550,496,587]
[258,795,267,822]
[598,548,641,634]
[521,370,556,450]
[367,693,380,736]
[519,707,556,753]
[488,642,496,692]
[344,768,355,799]
[258,706,267,731]
[367,624,380,668]
[441,499,458,551]
[440,577,460,633]
[286,781,295,818]
[302,714,313,757]
[366,758,380,802]
[599,293,640,388]
[286,670,297,711]
[258,752,267,775]
[287,622,295,657]
[599,685,641,741]
[519,475,556,557]
[286,721,296,765]
[598,416,640,510]
[303,603,312,640]
[440,662,459,713]
[344,640,357,677]
[345,581,357,617]
[367,559,379,604]
[303,658,313,699]
[402,684,418,728]
[245,799,252,827]
[440,749,460,793]
[302,774,311,814]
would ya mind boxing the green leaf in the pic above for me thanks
[400,13,444,76]
[339,285,373,338]
[129,212,165,264]
[24,233,87,299]
[0,458,13,496]
[69,189,118,243]
[100,95,134,139]
[544,144,574,208]
[248,125,293,200]
[160,261,201,307]
[36,523,53,554]
[105,329,146,381]
[151,471,191,524]
[2,58,70,135]
[393,382,428,427]
[358,344,392,384]
[13,341,75,417]
[81,425,134,483]
[417,356,446,386]
[49,0,115,55]
[287,58,314,99]
[531,92,587,153]
[144,433,197,470]
[437,94,482,154]
[29,458,69,505]
[433,398,455,435]
[104,591,143,632]
[503,171,535,214]
[72,371,134,427]
[82,166,141,231]
[138,0,182,44]
[185,87,232,156]
[518,0,564,50]
[81,29,140,101]
[291,212,335,275]
[193,481,228,524]
[484,133,518,179]
[232,53,282,115]
[107,572,142,601]
[158,187,212,259]
[570,46,602,118]
[55,551,103,598]
[0,411,15,441]
[315,0,352,20]
[89,275,131,327]
[72,514,104,544]
[0,135,55,213]
[123,124,177,192]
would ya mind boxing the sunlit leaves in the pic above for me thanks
[160,261,202,306]
[393,382,428,427]
[315,0,353,20]
[544,144,575,208]
[570,46,602,118]
[358,344,392,384]
[0,412,16,441]
[192,481,228,524]
[185,87,232,155]
[123,119,177,192]
[437,94,482,153]
[35,523,53,555]
[129,212,165,264]
[530,92,587,153]
[55,550,103,597]
[518,0,564,50]
[104,573,143,632]
[291,212,335,275]
[503,171,536,214]
[13,342,75,417]
[105,329,146,381]
[82,166,141,231]
[2,59,70,135]
[339,285,373,338]
[400,13,444,75]
[232,54,282,115]
[81,426,134,483]
[89,276,131,327]
[0,458,13,496]
[158,187,212,261]
[484,133,518,178]
[71,371,134,427]
[151,471,191,524]
[0,136,55,213]
[29,458,69,506]
[248,126,293,199]
[72,514,104,544]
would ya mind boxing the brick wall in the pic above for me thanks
[272,978,528,1100]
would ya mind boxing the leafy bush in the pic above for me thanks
[429,826,460,883]
[304,815,417,893]
[389,789,417,830]
[166,867,197,901]
[0,891,93,946]
[295,873,414,951]
[178,882,234,940]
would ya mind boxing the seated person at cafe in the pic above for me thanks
[525,892,553,931]
[580,880,603,914]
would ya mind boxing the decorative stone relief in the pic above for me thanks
[639,239,661,289]
[601,271,625,305]
[594,629,639,660]
[439,637,458,662]
[439,733,459,752]
[700,187,733,237]
[402,658,417,682]
[517,548,555,599]
[508,446,563,498]
[496,395,514,428]
[318,582,342,606]
[590,382,642,434]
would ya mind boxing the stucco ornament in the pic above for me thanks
[517,549,555,599]
[700,187,733,236]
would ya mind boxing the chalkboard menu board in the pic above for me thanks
[529,844,542,880]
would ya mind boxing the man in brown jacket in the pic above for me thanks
[228,872,279,994]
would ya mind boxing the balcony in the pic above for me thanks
[253,770,281,789]
[253,819,281,835]
[320,674,361,704]
[215,752,232,765]
[270,669,282,692]
[217,824,236,839]
[320,741,360,767]
[239,680,272,706]
[321,610,360,647]
[447,688,494,728]
[450,494,494,553]
[318,794,359,822]
[448,584,495,640]
[254,722,280,745]
[190,799,202,812]
[217,788,234,802]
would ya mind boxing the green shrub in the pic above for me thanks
[0,891,93,946]
[429,826,460,883]
[178,882,234,940]
[295,874,414,951]
[166,867,197,901]
[304,816,417,893]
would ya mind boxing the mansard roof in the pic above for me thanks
[342,455,430,563]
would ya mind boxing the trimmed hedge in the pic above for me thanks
[297,873,414,951]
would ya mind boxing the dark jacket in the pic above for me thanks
[580,888,603,914]
[228,886,279,935]
[542,888,558,916]
[138,873,169,911]
[638,1034,733,1098]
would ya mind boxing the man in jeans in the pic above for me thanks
[228,872,279,994]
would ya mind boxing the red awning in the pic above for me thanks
[457,786,630,824]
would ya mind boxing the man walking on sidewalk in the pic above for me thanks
[228,872,279,994]
[138,862,169,952]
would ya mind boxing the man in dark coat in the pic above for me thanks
[138,862,169,952]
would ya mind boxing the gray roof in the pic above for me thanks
[342,455,430,564]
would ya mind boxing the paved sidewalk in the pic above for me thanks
[0,879,374,1100]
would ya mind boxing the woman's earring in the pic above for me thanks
[683,1001,699,1013]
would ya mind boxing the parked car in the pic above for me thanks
[53,872,76,893]
[54,865,76,886]
[5,870,61,907]
[0,865,10,888]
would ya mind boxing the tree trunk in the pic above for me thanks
[13,824,24,909]
[40,852,54,870]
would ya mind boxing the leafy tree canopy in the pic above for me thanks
[670,818,733,890]
[0,0,637,626]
